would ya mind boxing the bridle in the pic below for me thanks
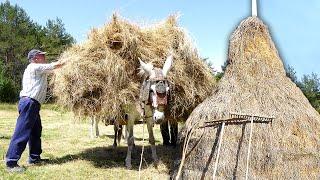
[140,68,170,122]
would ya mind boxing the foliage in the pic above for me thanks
[0,1,74,102]
[285,64,299,85]
[214,71,224,81]
[42,18,75,61]
[285,64,320,113]
[300,73,320,112]
[0,61,17,102]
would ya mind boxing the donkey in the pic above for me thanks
[88,55,174,169]
[123,55,173,169]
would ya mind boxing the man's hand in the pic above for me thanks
[167,50,173,56]
[52,61,66,69]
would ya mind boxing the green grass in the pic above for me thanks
[0,103,180,179]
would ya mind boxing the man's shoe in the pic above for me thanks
[28,158,49,165]
[6,165,25,173]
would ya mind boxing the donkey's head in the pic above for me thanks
[139,55,173,123]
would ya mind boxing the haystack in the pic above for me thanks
[52,14,215,119]
[175,17,320,179]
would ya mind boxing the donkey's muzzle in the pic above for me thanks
[155,81,167,94]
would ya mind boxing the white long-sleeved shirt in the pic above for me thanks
[19,62,57,103]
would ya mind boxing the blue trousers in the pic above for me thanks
[6,97,42,166]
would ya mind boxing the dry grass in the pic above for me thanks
[175,17,320,179]
[52,14,215,120]
[0,103,180,179]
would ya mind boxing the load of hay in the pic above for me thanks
[52,14,215,120]
[174,17,320,179]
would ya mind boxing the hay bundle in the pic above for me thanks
[175,17,320,179]
[52,14,215,119]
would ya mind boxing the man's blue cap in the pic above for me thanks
[27,49,46,61]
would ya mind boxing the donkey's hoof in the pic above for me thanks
[153,159,159,168]
[112,144,117,148]
[126,163,132,169]
[125,159,132,169]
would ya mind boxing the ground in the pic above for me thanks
[0,103,180,179]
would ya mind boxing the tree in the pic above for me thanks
[284,64,320,113]
[300,73,320,112]
[201,57,226,81]
[0,61,17,102]
[214,60,229,81]
[0,1,74,102]
[42,18,75,61]
[285,64,299,85]
[0,1,40,85]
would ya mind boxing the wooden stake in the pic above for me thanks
[213,122,225,180]
[245,116,254,180]
[252,0,258,17]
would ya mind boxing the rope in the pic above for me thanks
[213,122,225,180]
[245,116,254,180]
[138,103,146,180]
[138,122,145,179]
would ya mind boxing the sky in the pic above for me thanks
[3,0,320,79]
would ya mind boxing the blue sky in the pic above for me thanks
[3,0,320,79]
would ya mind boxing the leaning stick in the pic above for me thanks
[175,121,201,180]
[245,116,254,180]
[213,122,225,180]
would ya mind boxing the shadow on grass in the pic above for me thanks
[47,144,179,171]
[100,134,160,143]
[0,135,11,140]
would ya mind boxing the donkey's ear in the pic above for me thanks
[162,55,173,77]
[139,58,153,76]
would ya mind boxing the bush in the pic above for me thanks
[0,76,18,102]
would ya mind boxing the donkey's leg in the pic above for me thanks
[125,117,134,169]
[147,118,159,165]
[125,124,135,146]
[117,125,123,145]
[113,123,118,148]
[90,116,95,138]
[94,116,99,137]
[124,125,129,143]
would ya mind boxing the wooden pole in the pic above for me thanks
[252,0,258,17]
[245,116,254,180]
[213,122,225,180]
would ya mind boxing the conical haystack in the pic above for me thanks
[52,14,215,119]
[175,17,320,179]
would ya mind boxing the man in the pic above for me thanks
[5,49,64,172]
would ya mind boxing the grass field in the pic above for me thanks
[0,103,180,179]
